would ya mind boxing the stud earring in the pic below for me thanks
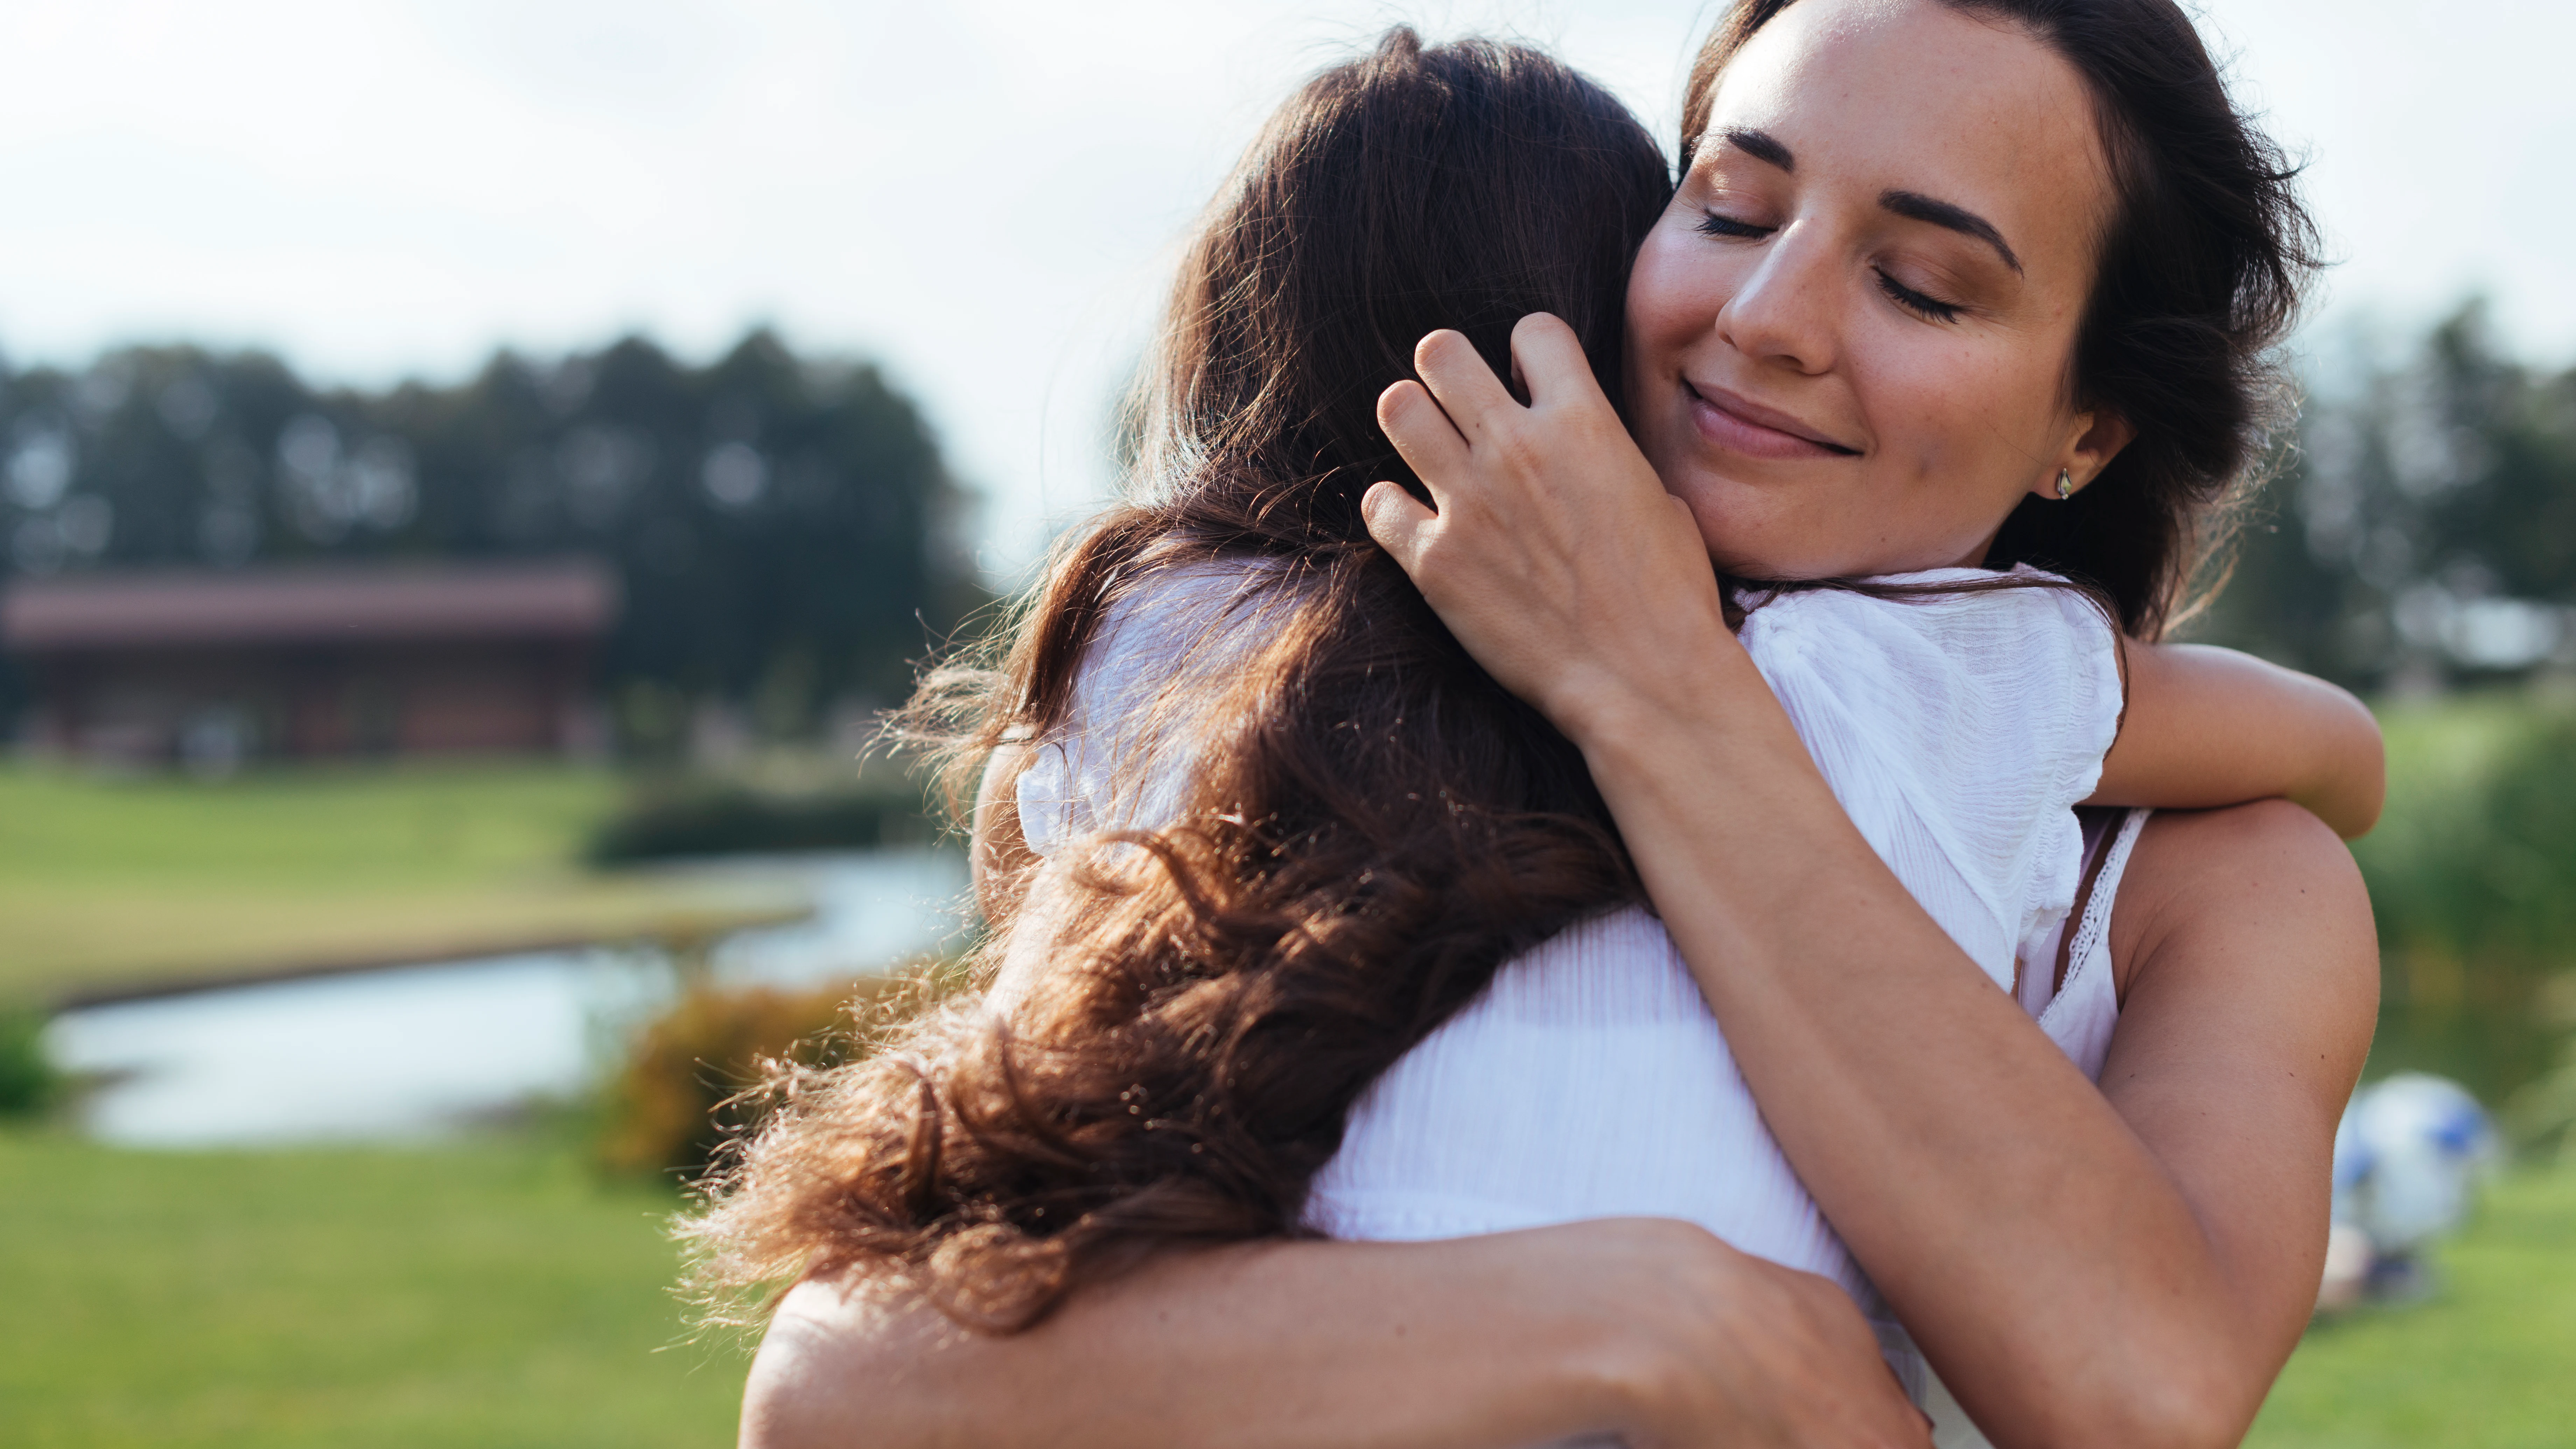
[2056,468,2074,501]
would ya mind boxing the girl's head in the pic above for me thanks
[1638,0,2319,635]
[691,31,1663,1331]
[1133,26,1670,540]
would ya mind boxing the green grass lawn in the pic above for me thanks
[0,1129,747,1449]
[2248,1165,2576,1448]
[4,1126,2567,1449]
[0,762,797,1002]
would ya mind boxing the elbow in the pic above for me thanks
[2315,690,2387,839]
[2044,1340,2263,1449]
[2342,692,2386,838]
[2097,1370,2261,1449]
[1991,1363,2256,1449]
[1988,1300,2279,1449]
[2322,753,2385,840]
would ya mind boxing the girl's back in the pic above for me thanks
[1014,556,2134,1440]
[1020,564,2131,1303]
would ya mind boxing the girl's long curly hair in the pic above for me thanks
[686,29,1672,1330]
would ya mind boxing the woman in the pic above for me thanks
[738,3,2375,1445]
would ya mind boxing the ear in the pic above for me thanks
[2045,407,2137,498]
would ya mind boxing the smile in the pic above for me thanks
[1682,381,1861,461]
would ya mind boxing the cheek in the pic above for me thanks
[1625,225,1735,357]
[1850,338,2063,547]
[1863,335,2051,476]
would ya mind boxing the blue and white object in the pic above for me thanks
[2332,1072,2501,1256]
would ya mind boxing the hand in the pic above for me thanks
[1363,314,1737,747]
[1574,1219,1931,1449]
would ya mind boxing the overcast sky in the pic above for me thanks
[2,0,2567,579]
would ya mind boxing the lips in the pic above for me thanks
[1682,380,1859,461]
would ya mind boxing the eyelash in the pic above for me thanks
[1696,209,1967,323]
[1694,209,1770,240]
[1874,270,1965,323]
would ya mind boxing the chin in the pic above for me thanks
[1677,484,1993,582]
[1672,484,1843,581]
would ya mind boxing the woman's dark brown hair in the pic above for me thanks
[686,28,1673,1330]
[1689,0,2323,638]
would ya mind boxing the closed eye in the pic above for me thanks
[1874,269,1963,323]
[1694,209,1772,240]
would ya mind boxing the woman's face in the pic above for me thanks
[1625,0,2128,579]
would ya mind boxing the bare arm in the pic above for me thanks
[2092,640,2385,838]
[743,1220,1927,1449]
[747,746,1931,1449]
[760,780,2365,1449]
[1537,651,2371,1448]
[1364,316,2378,1448]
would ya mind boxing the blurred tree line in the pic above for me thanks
[0,330,983,754]
[2192,301,2576,1127]
[2203,301,2576,690]
[6,301,2570,740]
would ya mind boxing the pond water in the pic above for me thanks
[44,849,972,1148]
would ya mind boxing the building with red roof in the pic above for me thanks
[1,559,619,764]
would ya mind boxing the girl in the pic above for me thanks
[716,13,2373,1447]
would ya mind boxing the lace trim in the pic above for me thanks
[2041,807,2148,1028]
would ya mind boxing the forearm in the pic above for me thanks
[746,1232,1651,1449]
[1570,656,2331,1447]
[2092,643,2385,838]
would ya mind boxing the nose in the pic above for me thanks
[1713,223,1840,376]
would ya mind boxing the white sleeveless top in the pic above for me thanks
[1016,562,2135,1443]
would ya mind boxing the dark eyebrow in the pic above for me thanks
[1720,127,1794,172]
[1879,189,2022,274]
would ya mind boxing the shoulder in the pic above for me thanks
[2110,800,2377,1020]
[1744,573,2122,811]
[1068,556,1303,712]
[1098,555,1301,649]
[740,1278,941,1449]
[1746,572,2115,688]
[1020,555,1304,859]
[738,1279,865,1449]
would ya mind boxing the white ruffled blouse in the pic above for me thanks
[1016,561,2134,1438]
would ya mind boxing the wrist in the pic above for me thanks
[1562,1330,1683,1448]
[1559,640,1770,789]
[1521,1219,1742,1445]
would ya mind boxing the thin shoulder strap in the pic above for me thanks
[2053,808,2150,1000]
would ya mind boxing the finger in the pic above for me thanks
[1510,312,1611,412]
[1377,379,1472,507]
[1361,480,1437,573]
[1411,328,1522,444]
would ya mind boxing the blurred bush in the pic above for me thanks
[2363,702,2576,959]
[598,961,966,1183]
[2504,977,2576,1164]
[589,784,921,863]
[2356,695,2576,1117]
[587,750,939,863]
[0,1003,58,1115]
